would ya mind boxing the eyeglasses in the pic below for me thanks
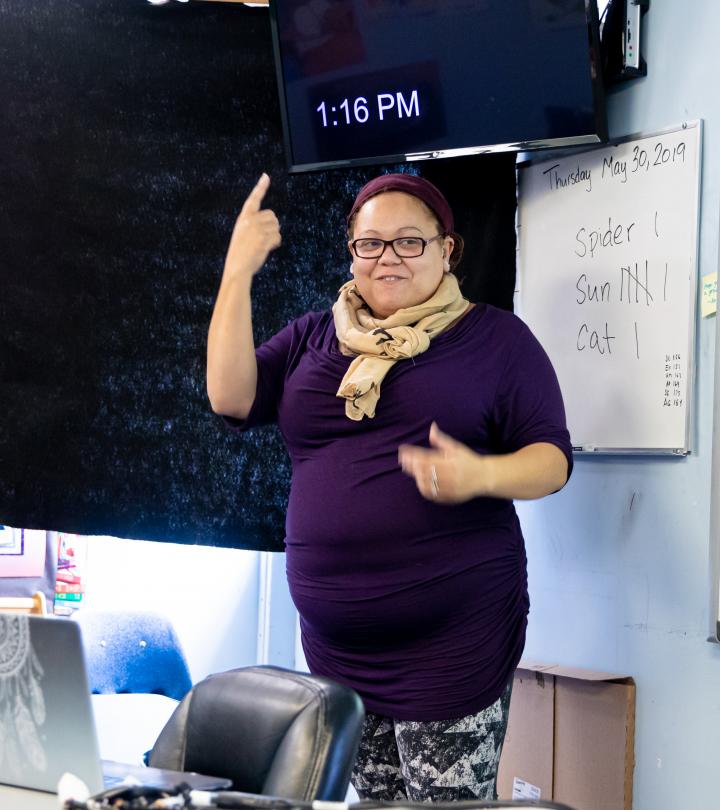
[350,233,444,259]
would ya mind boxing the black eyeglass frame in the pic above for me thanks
[349,233,445,259]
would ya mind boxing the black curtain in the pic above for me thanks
[0,0,516,550]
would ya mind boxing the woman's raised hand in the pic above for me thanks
[224,173,281,281]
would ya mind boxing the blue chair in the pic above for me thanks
[73,609,192,700]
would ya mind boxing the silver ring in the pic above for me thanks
[430,465,439,498]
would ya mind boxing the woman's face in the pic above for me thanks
[349,191,454,319]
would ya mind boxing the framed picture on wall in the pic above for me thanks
[0,525,23,556]
[0,528,46,577]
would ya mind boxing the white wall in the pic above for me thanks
[257,550,298,670]
[82,535,261,681]
[517,5,720,809]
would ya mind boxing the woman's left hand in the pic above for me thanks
[398,422,484,504]
[399,424,570,503]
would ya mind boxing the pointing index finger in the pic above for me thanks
[240,172,270,217]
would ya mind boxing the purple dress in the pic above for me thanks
[227,303,572,720]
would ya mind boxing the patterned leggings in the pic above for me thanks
[351,682,513,802]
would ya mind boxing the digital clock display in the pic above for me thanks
[296,61,445,168]
[316,90,420,128]
[270,0,606,172]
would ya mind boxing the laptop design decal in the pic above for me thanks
[0,614,49,784]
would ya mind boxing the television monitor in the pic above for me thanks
[269,0,608,173]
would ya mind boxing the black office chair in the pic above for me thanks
[148,665,365,801]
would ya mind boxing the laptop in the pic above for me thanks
[0,613,231,795]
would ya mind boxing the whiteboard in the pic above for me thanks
[517,122,701,453]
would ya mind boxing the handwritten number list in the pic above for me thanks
[664,354,683,408]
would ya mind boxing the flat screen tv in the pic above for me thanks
[269,0,608,173]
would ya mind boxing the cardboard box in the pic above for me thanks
[497,661,635,810]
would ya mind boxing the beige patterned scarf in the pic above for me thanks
[332,273,470,420]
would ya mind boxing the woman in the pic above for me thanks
[207,172,572,802]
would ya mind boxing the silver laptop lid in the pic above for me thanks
[0,614,105,794]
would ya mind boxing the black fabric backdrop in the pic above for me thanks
[0,0,516,550]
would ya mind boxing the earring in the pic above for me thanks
[443,260,450,272]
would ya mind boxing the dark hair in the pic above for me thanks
[347,173,454,232]
[446,232,464,272]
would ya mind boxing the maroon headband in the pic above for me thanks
[347,173,454,234]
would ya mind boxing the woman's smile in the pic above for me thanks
[349,191,452,319]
